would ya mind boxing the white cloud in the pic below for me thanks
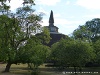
[41,18,82,27]
[76,0,100,10]
[59,25,79,35]
[55,19,82,35]
[35,0,61,6]
[7,0,23,11]
[41,19,48,26]
[66,1,70,5]
[37,7,49,15]
[84,14,100,18]
[54,13,61,18]
[55,18,82,25]
[40,18,80,34]
[40,18,84,35]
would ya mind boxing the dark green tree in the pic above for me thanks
[0,14,22,72]
[0,1,50,72]
[93,39,100,64]
[51,38,95,73]
[73,18,100,42]
[23,37,50,74]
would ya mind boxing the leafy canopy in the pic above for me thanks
[51,38,95,67]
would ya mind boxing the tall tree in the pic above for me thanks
[51,38,95,73]
[0,14,22,72]
[73,18,100,42]
[0,1,50,72]
[23,36,50,69]
[93,39,100,64]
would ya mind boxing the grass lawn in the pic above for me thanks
[0,63,100,75]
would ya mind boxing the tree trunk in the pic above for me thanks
[4,63,12,72]
[74,66,77,74]
[79,67,82,73]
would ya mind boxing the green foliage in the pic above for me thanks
[17,36,51,64]
[0,15,21,62]
[0,0,35,15]
[73,18,100,42]
[23,0,35,5]
[93,39,100,53]
[0,0,35,5]
[73,26,91,40]
[0,10,49,64]
[93,39,100,63]
[0,0,50,72]
[17,36,51,75]
[16,6,43,37]
[36,27,51,44]
[51,38,95,67]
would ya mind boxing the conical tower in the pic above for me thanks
[49,10,54,26]
[48,10,58,33]
[37,10,65,47]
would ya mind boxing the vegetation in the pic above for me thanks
[72,18,100,67]
[73,18,100,42]
[0,0,100,75]
[51,38,96,73]
[93,39,100,64]
[0,0,51,73]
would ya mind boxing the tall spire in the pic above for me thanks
[49,10,54,26]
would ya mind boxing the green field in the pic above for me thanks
[0,63,100,75]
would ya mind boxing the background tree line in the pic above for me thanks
[49,18,100,73]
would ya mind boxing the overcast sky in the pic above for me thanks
[7,0,100,35]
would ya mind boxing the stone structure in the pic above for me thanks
[46,10,65,47]
[47,10,58,33]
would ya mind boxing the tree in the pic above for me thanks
[0,2,49,72]
[0,0,35,4]
[51,38,95,73]
[0,15,50,72]
[24,37,50,74]
[93,39,100,64]
[73,18,100,42]
[0,15,22,72]
[73,25,92,41]
[36,27,51,45]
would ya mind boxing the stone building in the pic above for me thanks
[45,10,65,47]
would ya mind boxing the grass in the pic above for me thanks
[0,63,100,75]
[0,63,30,75]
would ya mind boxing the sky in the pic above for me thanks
[7,0,100,35]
